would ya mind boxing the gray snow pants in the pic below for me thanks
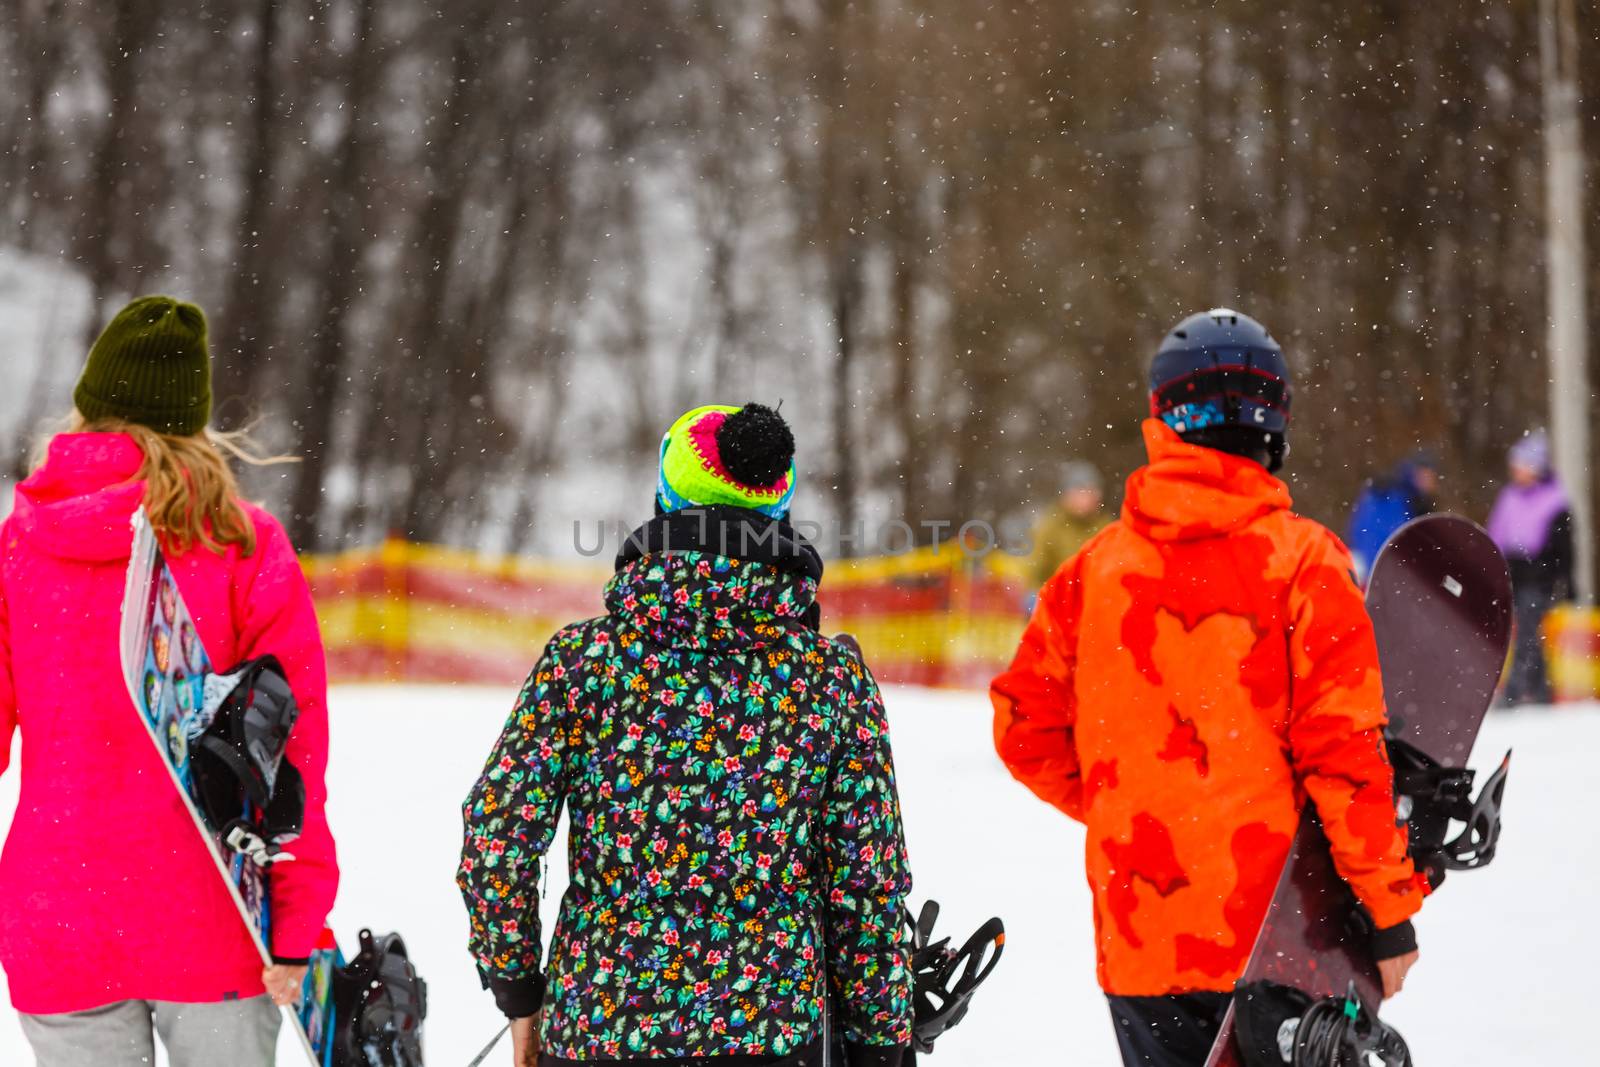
[19,995,280,1067]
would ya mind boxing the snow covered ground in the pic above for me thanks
[1,685,1594,1066]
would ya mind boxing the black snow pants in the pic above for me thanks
[1504,579,1555,705]
[1106,991,1230,1067]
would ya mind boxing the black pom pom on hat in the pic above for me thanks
[716,402,795,488]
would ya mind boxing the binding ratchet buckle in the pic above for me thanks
[223,821,297,867]
[1233,979,1411,1067]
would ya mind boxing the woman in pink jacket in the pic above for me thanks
[0,296,339,1065]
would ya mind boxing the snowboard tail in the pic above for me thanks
[1204,515,1513,1067]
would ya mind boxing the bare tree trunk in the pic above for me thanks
[829,240,862,548]
[212,0,282,421]
[889,230,920,524]
[3,0,64,249]
[286,0,379,549]
[816,0,868,547]
[395,18,496,541]
[1542,0,1593,601]
[76,0,156,335]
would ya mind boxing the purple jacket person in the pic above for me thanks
[1486,430,1572,705]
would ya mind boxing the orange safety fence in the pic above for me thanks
[302,540,1033,690]
[1545,605,1600,702]
[302,543,1600,702]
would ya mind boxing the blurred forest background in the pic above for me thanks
[0,0,1593,554]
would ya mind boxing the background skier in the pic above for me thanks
[0,297,339,1065]
[1487,430,1573,706]
[1346,453,1439,582]
[1026,461,1110,593]
[991,310,1427,1067]
[457,402,914,1066]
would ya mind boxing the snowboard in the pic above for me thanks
[1203,514,1512,1067]
[120,507,344,1066]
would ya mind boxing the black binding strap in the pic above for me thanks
[1232,980,1411,1067]
[190,655,305,866]
[1441,750,1510,870]
[1386,737,1512,887]
[333,929,427,1067]
[906,901,1005,1054]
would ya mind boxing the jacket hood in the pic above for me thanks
[10,433,146,562]
[1122,418,1291,542]
[603,551,818,652]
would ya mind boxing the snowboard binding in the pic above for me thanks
[332,929,428,1067]
[1233,980,1411,1067]
[906,900,1006,1054]
[1388,736,1511,888]
[189,655,306,866]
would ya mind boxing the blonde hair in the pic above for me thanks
[34,413,295,557]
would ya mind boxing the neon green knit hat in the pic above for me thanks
[656,403,797,518]
[75,295,212,435]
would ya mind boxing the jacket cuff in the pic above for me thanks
[847,1041,910,1067]
[1371,919,1417,960]
[490,973,546,1019]
[269,920,321,962]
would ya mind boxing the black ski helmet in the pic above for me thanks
[1148,308,1292,468]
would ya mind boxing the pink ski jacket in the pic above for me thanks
[0,432,339,1012]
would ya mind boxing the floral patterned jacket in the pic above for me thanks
[458,549,914,1064]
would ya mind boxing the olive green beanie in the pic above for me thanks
[74,295,212,435]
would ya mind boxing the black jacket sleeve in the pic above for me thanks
[821,653,915,1054]
[1539,510,1574,599]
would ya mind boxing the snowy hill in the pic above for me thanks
[1,686,1593,1065]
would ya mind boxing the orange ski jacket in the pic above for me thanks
[992,420,1425,996]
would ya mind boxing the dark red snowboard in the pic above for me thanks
[1203,514,1512,1067]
